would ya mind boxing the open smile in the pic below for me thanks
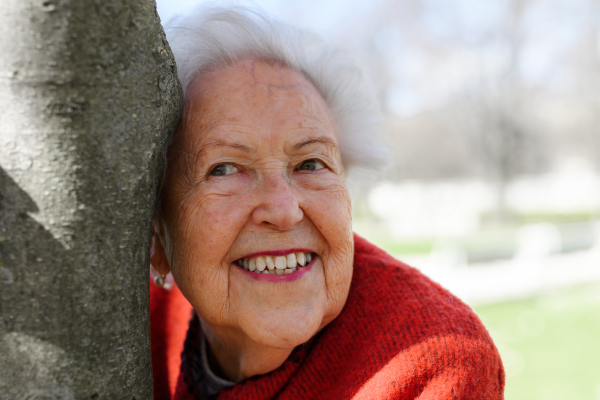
[235,251,314,275]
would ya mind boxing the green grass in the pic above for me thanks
[514,212,600,225]
[474,283,600,400]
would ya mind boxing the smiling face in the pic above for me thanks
[157,59,354,362]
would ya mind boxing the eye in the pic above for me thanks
[210,163,238,176]
[297,159,325,171]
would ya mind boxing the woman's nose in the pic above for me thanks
[251,173,304,230]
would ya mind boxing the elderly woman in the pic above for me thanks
[149,5,504,400]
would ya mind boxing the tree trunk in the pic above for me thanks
[0,0,182,398]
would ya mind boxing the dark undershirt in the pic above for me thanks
[190,327,235,399]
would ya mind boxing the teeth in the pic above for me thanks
[296,252,305,266]
[237,252,313,275]
[256,256,266,272]
[275,256,287,270]
[286,253,296,269]
[266,256,275,270]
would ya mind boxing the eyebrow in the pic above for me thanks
[292,136,338,151]
[196,139,255,156]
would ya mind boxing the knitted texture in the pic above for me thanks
[151,234,505,399]
[151,279,194,398]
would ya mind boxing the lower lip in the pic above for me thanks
[237,258,314,282]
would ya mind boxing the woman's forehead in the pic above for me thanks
[186,60,324,113]
[204,59,312,90]
[178,59,338,150]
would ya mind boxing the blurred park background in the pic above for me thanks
[156,0,600,398]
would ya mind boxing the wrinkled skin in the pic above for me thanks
[151,59,354,381]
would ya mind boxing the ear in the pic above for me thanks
[150,224,171,276]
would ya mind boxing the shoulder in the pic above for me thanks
[315,234,505,398]
[351,233,490,337]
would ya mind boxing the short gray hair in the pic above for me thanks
[165,3,387,171]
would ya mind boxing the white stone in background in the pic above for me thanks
[410,248,600,306]
[515,223,561,259]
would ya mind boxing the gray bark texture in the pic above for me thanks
[0,0,182,398]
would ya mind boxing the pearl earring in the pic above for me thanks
[154,274,166,287]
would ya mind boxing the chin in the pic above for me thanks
[242,302,328,350]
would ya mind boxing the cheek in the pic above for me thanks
[302,183,353,268]
[177,194,241,235]
[199,208,239,247]
[170,194,249,270]
[305,185,352,235]
[167,195,249,314]
[305,183,353,299]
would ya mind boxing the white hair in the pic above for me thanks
[164,3,387,171]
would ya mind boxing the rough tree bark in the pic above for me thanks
[0,0,182,398]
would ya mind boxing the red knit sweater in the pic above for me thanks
[151,234,505,399]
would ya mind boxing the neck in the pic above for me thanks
[200,318,294,382]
